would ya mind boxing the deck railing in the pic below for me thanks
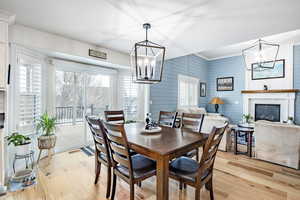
[55,105,106,124]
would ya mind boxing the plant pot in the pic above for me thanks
[38,135,57,150]
[287,120,294,125]
[15,143,31,155]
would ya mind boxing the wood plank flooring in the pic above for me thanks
[1,150,300,200]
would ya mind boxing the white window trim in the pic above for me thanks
[53,59,119,123]
[8,44,46,136]
[177,74,200,109]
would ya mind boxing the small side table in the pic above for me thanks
[233,127,254,157]
[13,151,34,173]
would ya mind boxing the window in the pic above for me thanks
[118,71,149,121]
[16,54,42,134]
[178,74,199,108]
[85,73,113,118]
[55,70,114,124]
[119,73,138,120]
[55,71,84,124]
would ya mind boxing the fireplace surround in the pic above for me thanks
[242,90,296,122]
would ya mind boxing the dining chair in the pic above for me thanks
[104,110,125,124]
[158,111,178,128]
[181,113,205,161]
[103,122,156,200]
[85,116,112,199]
[169,122,229,200]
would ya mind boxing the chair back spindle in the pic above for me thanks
[104,110,125,124]
[103,122,134,179]
[158,111,178,128]
[86,116,111,164]
[198,122,229,178]
[181,113,205,133]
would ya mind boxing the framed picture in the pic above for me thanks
[251,59,285,80]
[217,77,234,91]
[200,82,206,97]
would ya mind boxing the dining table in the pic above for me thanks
[124,122,209,200]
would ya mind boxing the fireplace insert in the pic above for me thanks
[255,104,280,122]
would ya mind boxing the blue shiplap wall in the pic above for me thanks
[150,54,208,120]
[150,46,299,124]
[294,45,300,124]
[207,56,245,124]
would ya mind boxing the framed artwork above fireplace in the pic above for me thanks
[251,59,285,80]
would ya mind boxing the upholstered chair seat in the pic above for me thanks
[116,154,156,179]
[170,157,210,182]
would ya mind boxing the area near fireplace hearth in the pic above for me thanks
[241,43,298,122]
[241,89,299,122]
[206,43,300,125]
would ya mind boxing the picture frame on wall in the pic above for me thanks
[200,82,206,97]
[251,59,285,80]
[217,76,234,91]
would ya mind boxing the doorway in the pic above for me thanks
[54,61,116,152]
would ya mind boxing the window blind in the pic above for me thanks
[17,57,42,134]
[118,73,138,120]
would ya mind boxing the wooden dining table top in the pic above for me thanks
[124,122,209,156]
[124,122,209,200]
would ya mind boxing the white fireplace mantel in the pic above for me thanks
[242,91,297,122]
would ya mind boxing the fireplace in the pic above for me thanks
[255,104,280,122]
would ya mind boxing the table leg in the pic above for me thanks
[234,130,238,155]
[248,133,253,158]
[157,155,169,200]
[37,149,42,165]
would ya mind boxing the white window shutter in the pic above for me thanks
[118,73,138,120]
[17,55,42,134]
[178,74,199,108]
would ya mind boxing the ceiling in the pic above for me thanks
[1,0,300,59]
[199,29,300,60]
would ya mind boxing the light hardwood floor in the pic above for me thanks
[1,150,300,200]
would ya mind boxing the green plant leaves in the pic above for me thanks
[7,132,31,146]
[37,113,57,136]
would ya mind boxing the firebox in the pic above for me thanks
[255,104,280,122]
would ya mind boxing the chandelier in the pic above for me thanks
[130,23,166,84]
[242,39,280,71]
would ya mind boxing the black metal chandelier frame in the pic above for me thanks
[132,23,166,84]
[242,39,280,72]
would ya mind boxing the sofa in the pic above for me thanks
[255,120,300,169]
[177,106,232,151]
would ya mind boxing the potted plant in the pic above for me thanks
[287,116,294,125]
[7,132,31,155]
[37,113,57,150]
[242,114,253,124]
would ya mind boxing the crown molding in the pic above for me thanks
[206,52,243,61]
[293,42,300,46]
[0,9,16,25]
[194,53,209,61]
[196,52,242,61]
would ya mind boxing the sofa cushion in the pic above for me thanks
[201,115,228,134]
[189,107,207,114]
[177,107,191,115]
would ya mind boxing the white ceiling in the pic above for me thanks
[199,29,300,60]
[1,0,300,59]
